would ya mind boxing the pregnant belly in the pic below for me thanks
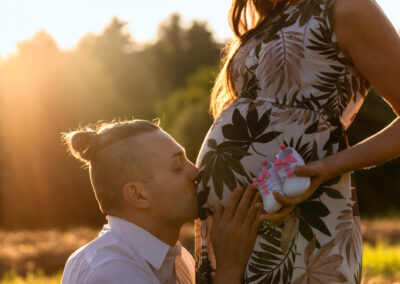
[195,98,338,219]
[195,100,283,219]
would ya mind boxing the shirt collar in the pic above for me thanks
[107,215,176,270]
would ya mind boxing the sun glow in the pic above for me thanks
[0,0,397,58]
[0,0,230,57]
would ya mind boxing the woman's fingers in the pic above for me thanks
[255,199,295,221]
[273,191,301,206]
[293,164,315,177]
[259,205,295,221]
[273,180,319,207]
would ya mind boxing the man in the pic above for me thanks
[61,119,261,284]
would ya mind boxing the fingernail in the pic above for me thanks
[210,205,216,214]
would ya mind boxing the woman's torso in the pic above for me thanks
[196,0,369,209]
[196,0,369,282]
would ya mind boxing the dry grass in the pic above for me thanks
[362,219,400,245]
[362,275,400,284]
[0,219,399,283]
[0,228,98,277]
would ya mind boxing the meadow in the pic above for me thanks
[1,219,399,284]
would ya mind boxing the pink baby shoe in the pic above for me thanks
[252,160,284,214]
[274,144,310,198]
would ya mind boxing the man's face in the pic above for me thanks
[138,130,199,225]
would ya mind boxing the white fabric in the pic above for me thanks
[61,216,195,284]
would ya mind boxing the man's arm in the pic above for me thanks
[210,186,262,284]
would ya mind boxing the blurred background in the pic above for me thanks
[0,0,399,283]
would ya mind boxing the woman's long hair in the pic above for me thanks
[210,0,292,119]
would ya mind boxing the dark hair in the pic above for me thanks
[63,119,160,214]
[210,0,292,118]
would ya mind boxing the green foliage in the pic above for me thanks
[155,65,218,162]
[169,99,213,162]
[155,65,217,128]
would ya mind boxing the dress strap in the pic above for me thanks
[323,0,350,64]
[326,0,337,9]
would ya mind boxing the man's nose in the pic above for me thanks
[188,162,199,181]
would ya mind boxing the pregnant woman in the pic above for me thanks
[195,0,400,282]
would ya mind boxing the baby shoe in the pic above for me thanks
[252,160,284,214]
[274,144,310,197]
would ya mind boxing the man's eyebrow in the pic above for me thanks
[171,149,185,158]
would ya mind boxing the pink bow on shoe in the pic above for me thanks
[274,154,297,178]
[252,169,271,195]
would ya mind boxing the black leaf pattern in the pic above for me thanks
[245,225,296,284]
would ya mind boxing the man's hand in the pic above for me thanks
[211,185,262,284]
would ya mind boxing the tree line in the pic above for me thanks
[0,14,398,229]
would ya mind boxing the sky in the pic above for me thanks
[0,0,398,57]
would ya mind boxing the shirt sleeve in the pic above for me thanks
[85,260,155,284]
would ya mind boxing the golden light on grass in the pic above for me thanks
[0,219,400,283]
[0,228,98,277]
[362,242,400,283]
[1,270,62,284]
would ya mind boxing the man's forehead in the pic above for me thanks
[138,130,183,157]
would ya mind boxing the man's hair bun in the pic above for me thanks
[62,119,160,167]
[63,130,98,164]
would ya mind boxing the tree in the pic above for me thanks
[156,65,218,161]
[147,14,221,104]
[184,21,221,75]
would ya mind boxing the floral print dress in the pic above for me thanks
[195,0,370,283]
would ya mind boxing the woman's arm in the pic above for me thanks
[262,0,400,220]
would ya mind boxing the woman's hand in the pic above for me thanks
[211,185,262,284]
[259,159,331,221]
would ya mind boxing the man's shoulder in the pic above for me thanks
[84,258,156,284]
[67,230,118,263]
[62,230,154,283]
[63,257,155,284]
[66,229,151,267]
[61,232,114,281]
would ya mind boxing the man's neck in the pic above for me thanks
[109,213,182,246]
[147,221,182,246]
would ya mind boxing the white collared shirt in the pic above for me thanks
[61,216,195,284]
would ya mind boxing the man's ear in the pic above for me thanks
[122,182,151,209]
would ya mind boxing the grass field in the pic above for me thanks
[1,271,62,284]
[1,219,399,283]
[363,242,400,283]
